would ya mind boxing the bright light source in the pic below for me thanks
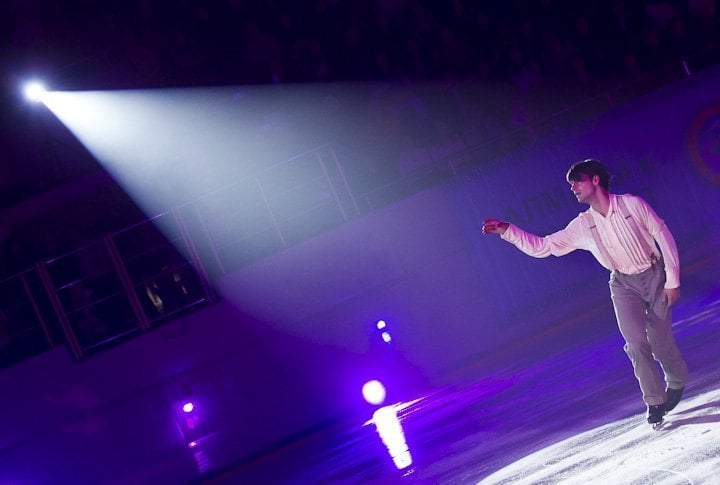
[381,332,392,343]
[362,379,387,405]
[23,81,48,102]
[376,320,387,330]
[188,441,198,448]
[182,402,195,413]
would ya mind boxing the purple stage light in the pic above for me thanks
[362,379,387,405]
[375,320,393,344]
[182,402,195,413]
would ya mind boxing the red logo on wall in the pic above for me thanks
[687,104,720,184]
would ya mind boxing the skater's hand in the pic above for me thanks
[662,287,680,306]
[482,219,509,235]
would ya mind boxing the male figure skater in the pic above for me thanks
[482,159,687,425]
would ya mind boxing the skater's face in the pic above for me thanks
[568,173,600,204]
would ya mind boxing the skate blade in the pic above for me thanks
[651,420,665,430]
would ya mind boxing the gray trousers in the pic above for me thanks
[609,260,688,406]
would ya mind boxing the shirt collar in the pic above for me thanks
[607,194,617,217]
[589,194,616,219]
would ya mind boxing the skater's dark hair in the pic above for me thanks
[566,159,611,190]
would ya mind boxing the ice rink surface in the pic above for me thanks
[209,255,720,484]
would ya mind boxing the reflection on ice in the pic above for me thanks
[364,398,423,471]
[372,406,412,469]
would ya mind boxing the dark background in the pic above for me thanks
[1,0,718,276]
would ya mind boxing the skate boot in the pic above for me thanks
[665,387,684,412]
[647,404,666,428]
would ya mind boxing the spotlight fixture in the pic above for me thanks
[23,81,48,103]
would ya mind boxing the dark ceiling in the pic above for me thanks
[0,0,717,210]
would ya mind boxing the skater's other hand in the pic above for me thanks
[662,287,680,306]
[482,219,509,235]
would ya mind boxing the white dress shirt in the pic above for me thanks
[500,194,680,289]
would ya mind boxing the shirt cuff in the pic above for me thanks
[664,269,680,289]
[500,223,516,242]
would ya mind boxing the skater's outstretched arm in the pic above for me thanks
[482,218,586,259]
